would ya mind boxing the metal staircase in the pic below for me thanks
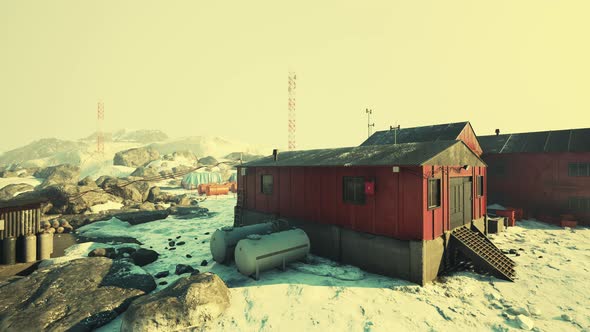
[451,226,516,281]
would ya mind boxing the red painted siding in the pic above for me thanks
[421,165,487,239]
[241,166,428,240]
[485,152,590,224]
[458,124,484,156]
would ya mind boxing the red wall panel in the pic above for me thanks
[485,152,590,223]
[245,165,432,240]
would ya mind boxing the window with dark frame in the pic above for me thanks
[477,175,484,197]
[343,176,365,205]
[261,174,273,195]
[568,197,590,212]
[428,178,441,209]
[568,162,590,177]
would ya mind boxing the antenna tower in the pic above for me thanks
[366,108,375,138]
[97,100,105,154]
[288,72,296,151]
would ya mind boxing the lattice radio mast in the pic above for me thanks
[97,100,105,155]
[288,72,297,151]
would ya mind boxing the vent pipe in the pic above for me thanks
[495,129,500,136]
[273,149,279,161]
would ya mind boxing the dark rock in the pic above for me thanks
[116,247,137,256]
[198,156,218,166]
[121,273,230,332]
[176,235,181,239]
[177,241,185,246]
[201,241,207,244]
[35,164,80,187]
[169,241,175,247]
[131,249,159,267]
[175,194,192,206]
[113,147,160,168]
[0,257,155,331]
[114,210,169,225]
[194,237,198,240]
[515,253,521,257]
[131,166,160,179]
[186,254,192,258]
[158,281,168,286]
[137,202,155,211]
[538,256,543,258]
[204,232,210,235]
[95,175,115,188]
[147,186,162,203]
[200,260,208,267]
[78,176,98,187]
[169,247,176,251]
[154,271,170,279]
[165,247,168,250]
[168,238,172,241]
[88,247,117,259]
[16,183,120,215]
[175,264,195,275]
[509,249,517,254]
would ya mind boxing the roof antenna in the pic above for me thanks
[365,108,375,138]
[495,129,500,136]
[390,124,401,144]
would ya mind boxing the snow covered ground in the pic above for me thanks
[49,197,589,332]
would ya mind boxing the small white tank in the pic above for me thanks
[234,228,310,279]
[210,222,275,264]
[23,234,37,263]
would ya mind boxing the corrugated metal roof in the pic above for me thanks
[360,121,469,146]
[479,128,590,154]
[0,197,46,209]
[242,141,462,167]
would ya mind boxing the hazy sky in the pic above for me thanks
[1,1,589,153]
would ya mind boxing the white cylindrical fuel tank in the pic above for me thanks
[234,228,310,279]
[210,222,275,264]
[23,234,37,263]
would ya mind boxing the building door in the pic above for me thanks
[450,177,473,229]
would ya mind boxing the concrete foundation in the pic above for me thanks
[237,208,452,285]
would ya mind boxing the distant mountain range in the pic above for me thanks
[0,129,268,169]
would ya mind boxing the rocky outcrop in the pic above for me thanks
[0,170,19,178]
[198,156,218,166]
[0,183,34,200]
[101,176,153,203]
[130,166,160,179]
[78,176,97,187]
[35,164,80,186]
[131,248,159,266]
[113,147,160,168]
[113,210,169,225]
[120,273,230,332]
[16,184,121,214]
[0,257,156,332]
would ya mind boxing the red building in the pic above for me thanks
[479,128,590,225]
[235,124,488,285]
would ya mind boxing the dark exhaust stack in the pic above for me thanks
[495,129,500,136]
[273,149,279,161]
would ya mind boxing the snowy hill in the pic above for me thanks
[149,136,267,159]
[0,130,267,180]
